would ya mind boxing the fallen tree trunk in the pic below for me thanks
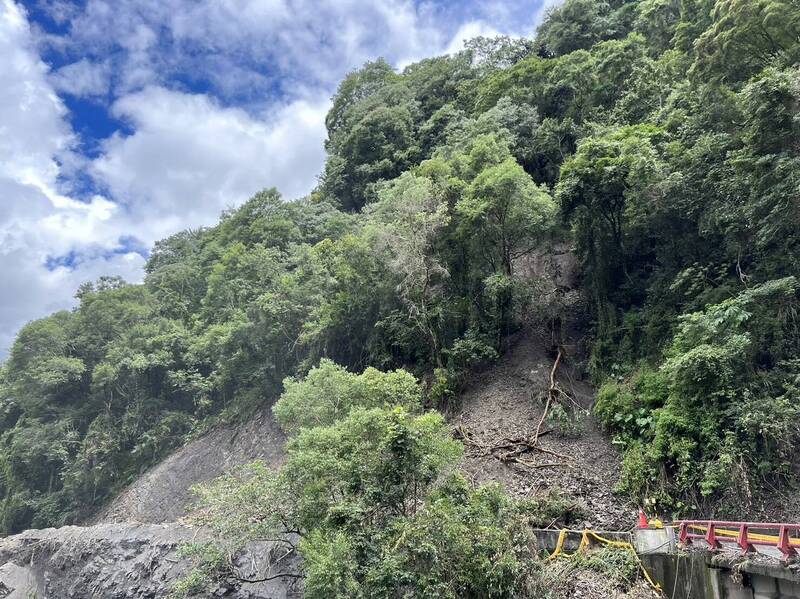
[534,347,563,446]
[454,347,570,469]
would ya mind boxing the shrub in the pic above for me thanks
[594,367,665,442]
[601,279,800,513]
[274,360,422,433]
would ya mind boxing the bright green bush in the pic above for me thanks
[359,478,539,599]
[273,360,422,433]
[594,367,665,442]
[599,279,800,512]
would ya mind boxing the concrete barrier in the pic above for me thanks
[531,527,800,599]
[634,528,800,599]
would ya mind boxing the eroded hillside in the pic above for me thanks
[454,329,633,530]
[96,409,286,525]
[0,324,637,597]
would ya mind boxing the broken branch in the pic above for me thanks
[453,346,570,470]
[533,347,563,446]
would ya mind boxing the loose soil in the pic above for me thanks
[452,328,636,531]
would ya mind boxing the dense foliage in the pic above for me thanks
[1,0,799,539]
[181,362,583,597]
[0,51,558,531]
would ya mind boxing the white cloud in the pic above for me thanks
[49,58,111,97]
[91,86,328,243]
[0,0,143,356]
[442,21,504,56]
[37,0,548,101]
[0,0,559,358]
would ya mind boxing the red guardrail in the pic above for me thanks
[676,520,800,561]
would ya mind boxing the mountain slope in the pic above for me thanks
[95,408,286,525]
[455,329,633,530]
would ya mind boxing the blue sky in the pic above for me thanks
[0,0,555,357]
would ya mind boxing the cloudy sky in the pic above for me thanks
[0,0,555,357]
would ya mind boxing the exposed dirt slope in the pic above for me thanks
[96,408,287,524]
[96,326,633,530]
[453,329,635,530]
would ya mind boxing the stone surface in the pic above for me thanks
[0,523,301,598]
[94,408,287,525]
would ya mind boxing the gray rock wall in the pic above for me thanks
[0,523,301,598]
[96,408,286,525]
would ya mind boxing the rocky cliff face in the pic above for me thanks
[97,408,287,525]
[0,523,301,598]
[0,408,294,598]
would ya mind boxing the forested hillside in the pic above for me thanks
[1,2,799,592]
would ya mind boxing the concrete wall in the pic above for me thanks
[531,528,631,554]
[640,551,712,598]
[641,552,800,599]
[530,528,800,599]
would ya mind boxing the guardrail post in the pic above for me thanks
[679,522,692,546]
[777,526,797,562]
[737,524,754,556]
[705,523,721,550]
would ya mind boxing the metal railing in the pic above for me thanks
[676,520,800,561]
